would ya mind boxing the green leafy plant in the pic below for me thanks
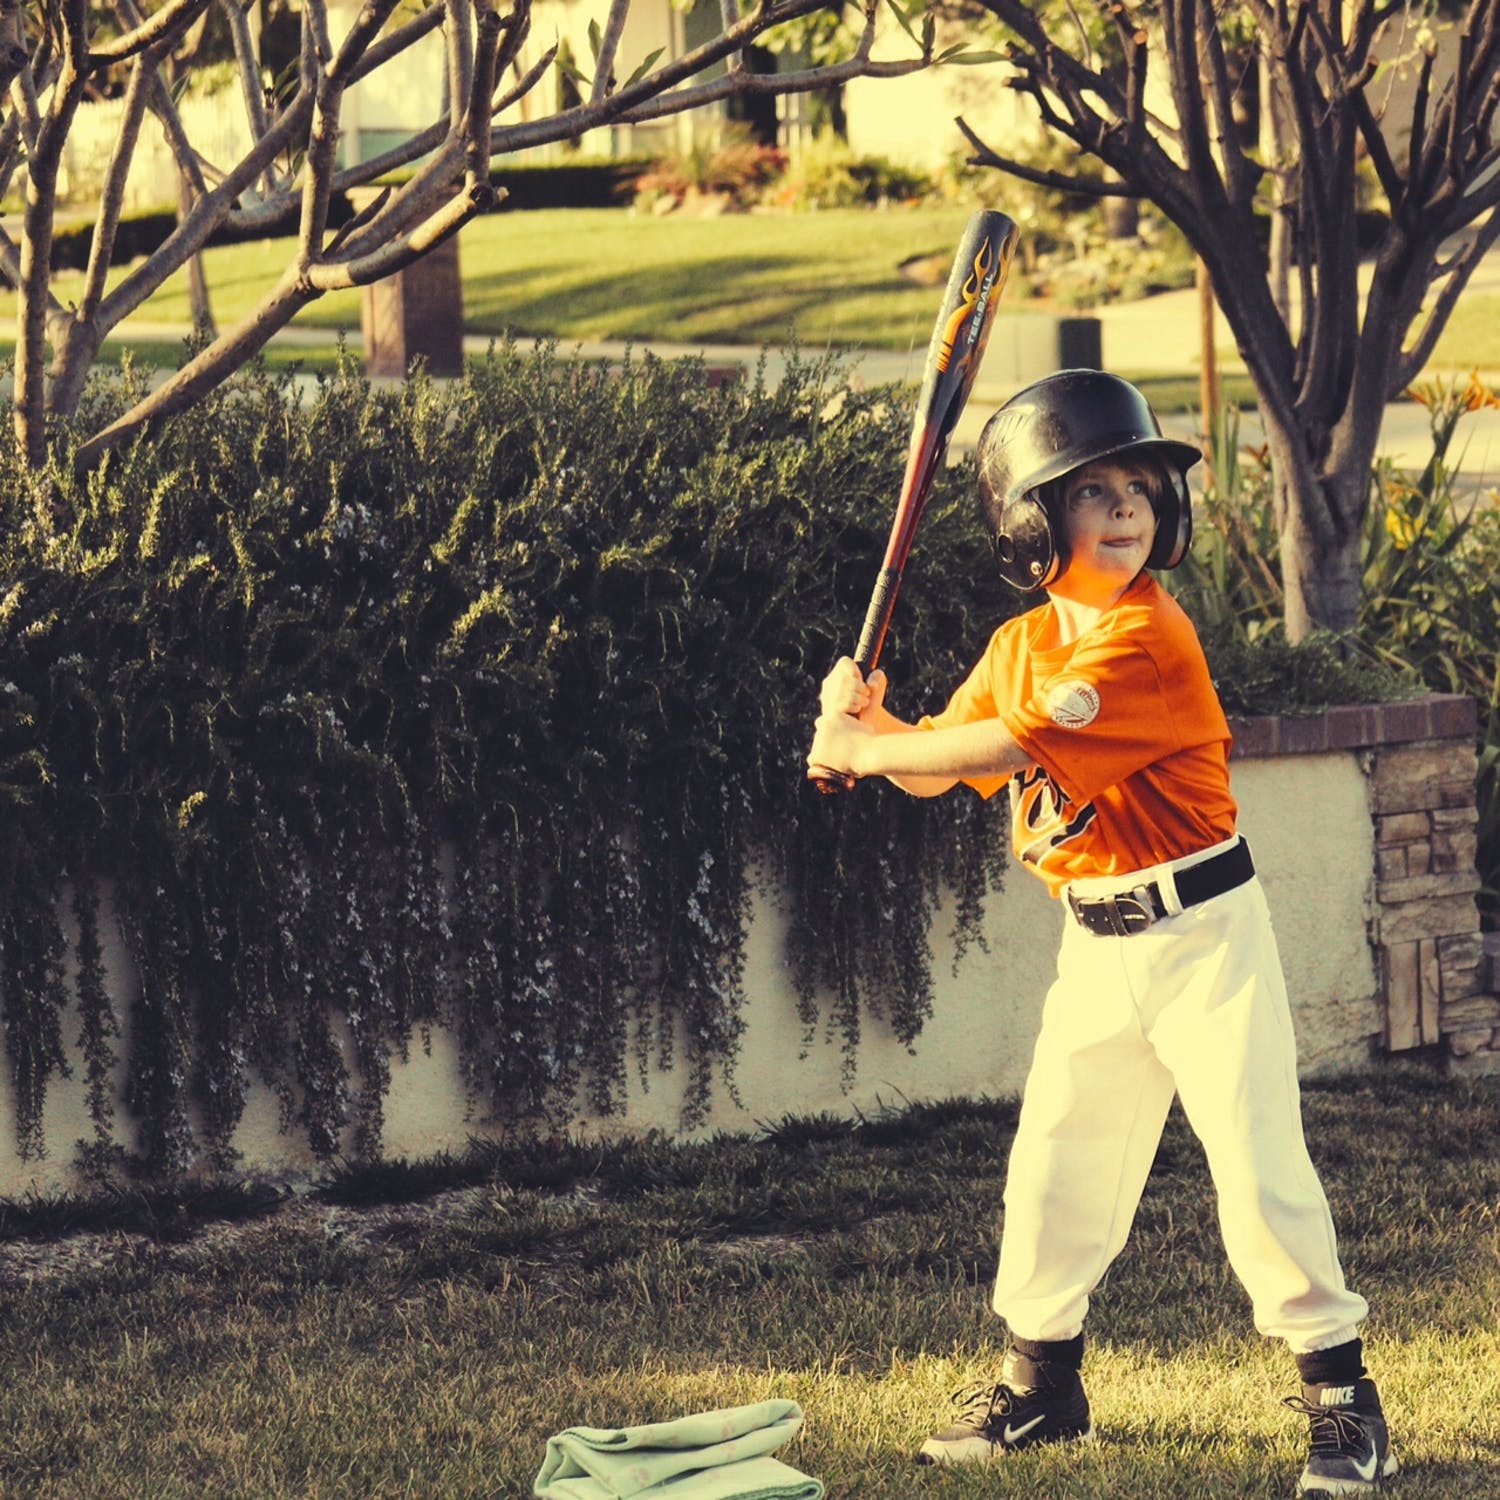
[768,130,931,211]
[1169,406,1284,635]
[1171,376,1500,919]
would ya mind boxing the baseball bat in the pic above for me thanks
[809,208,1020,795]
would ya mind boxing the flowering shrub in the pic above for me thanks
[631,132,789,213]
[1170,374,1500,918]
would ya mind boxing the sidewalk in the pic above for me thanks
[462,324,1500,481]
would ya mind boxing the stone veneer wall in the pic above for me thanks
[1228,693,1497,1075]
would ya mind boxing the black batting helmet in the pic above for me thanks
[975,370,1202,592]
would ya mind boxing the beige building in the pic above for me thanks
[55,0,1462,214]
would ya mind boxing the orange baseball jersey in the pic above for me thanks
[920,574,1237,896]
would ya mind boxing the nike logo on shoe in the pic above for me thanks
[1320,1386,1357,1407]
[1002,1414,1047,1446]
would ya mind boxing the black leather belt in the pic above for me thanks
[1066,837,1255,937]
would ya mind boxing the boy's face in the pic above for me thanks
[1053,456,1160,604]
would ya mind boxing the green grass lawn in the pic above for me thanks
[19,207,984,353]
[1424,293,1500,375]
[8,207,1497,374]
[1,1068,1497,1498]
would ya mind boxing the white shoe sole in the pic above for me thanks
[916,1424,1096,1465]
[1298,1450,1399,1493]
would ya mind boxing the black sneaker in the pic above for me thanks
[916,1373,1093,1465]
[1284,1378,1399,1494]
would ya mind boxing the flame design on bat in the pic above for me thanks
[934,236,1001,374]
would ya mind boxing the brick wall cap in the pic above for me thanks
[1228,694,1477,760]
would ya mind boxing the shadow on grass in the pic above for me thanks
[1,1074,1496,1497]
[459,251,940,345]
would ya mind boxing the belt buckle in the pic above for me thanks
[1103,886,1157,936]
[1066,887,1096,931]
[1068,884,1160,936]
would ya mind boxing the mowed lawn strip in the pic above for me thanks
[0,1071,1496,1498]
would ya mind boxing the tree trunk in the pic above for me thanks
[1259,43,1294,327]
[181,170,216,337]
[1277,493,1361,639]
[1263,415,1365,640]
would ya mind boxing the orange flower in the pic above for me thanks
[1462,370,1500,412]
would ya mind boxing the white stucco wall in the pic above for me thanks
[0,747,1377,1197]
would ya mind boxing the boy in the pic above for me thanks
[805,370,1397,1495]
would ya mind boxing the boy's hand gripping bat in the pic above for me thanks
[809,209,1020,794]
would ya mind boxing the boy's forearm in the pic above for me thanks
[848,715,1032,787]
[856,711,958,797]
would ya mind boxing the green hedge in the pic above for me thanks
[489,157,651,210]
[47,160,645,272]
[48,198,358,273]
[0,347,1016,1178]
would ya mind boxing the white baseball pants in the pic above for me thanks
[993,849,1368,1354]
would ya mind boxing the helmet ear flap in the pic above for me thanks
[975,372,1200,594]
[991,490,1061,592]
[1145,464,1193,571]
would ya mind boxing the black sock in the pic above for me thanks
[1295,1339,1366,1388]
[1006,1332,1084,1388]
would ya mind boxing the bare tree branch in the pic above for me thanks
[0,0,25,98]
[0,111,24,208]
[113,0,212,201]
[956,115,1138,196]
[311,184,488,291]
[348,4,446,88]
[14,0,93,464]
[442,0,472,129]
[97,85,319,326]
[223,0,272,150]
[91,0,212,66]
[1393,211,1500,386]
[78,56,152,327]
[1196,0,1256,212]
[4,0,938,470]
[299,0,410,259]
[720,0,745,73]
[590,0,631,105]
[487,12,542,113]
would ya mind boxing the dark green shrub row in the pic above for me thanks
[0,347,1017,1178]
[48,198,357,273]
[489,157,651,210]
[47,160,644,272]
[49,210,181,271]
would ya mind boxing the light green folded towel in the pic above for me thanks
[533,1398,824,1500]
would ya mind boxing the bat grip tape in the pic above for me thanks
[854,567,902,674]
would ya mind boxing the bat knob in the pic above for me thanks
[807,765,857,796]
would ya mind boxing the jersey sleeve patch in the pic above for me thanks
[1045,680,1101,729]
